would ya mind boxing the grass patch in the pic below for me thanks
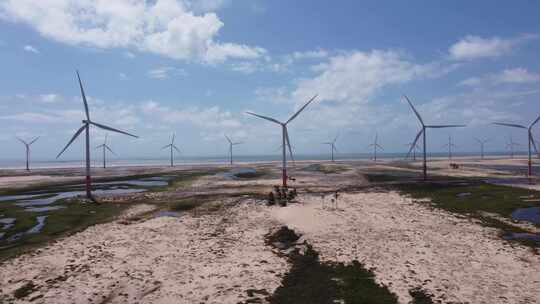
[0,199,129,262]
[168,199,200,211]
[409,287,434,304]
[270,244,398,304]
[302,163,349,174]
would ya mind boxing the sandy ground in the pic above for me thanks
[0,201,288,304]
[1,159,540,303]
[2,190,539,303]
[272,192,540,304]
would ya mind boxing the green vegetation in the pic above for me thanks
[394,181,539,219]
[168,199,200,211]
[270,244,398,304]
[409,287,434,304]
[0,169,219,261]
[302,163,349,174]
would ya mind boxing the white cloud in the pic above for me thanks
[39,93,61,103]
[293,49,328,60]
[459,68,540,86]
[124,51,135,59]
[292,50,426,104]
[147,66,186,79]
[23,44,39,53]
[448,35,536,60]
[0,112,56,123]
[187,0,230,13]
[118,72,129,80]
[1,0,265,63]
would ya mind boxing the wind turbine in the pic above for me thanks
[57,71,138,199]
[322,134,339,162]
[493,114,540,176]
[404,95,466,180]
[95,134,115,169]
[225,135,242,165]
[368,133,383,161]
[246,94,317,187]
[17,136,39,171]
[162,133,181,167]
[441,135,456,160]
[474,138,489,160]
[505,135,520,159]
[405,142,420,161]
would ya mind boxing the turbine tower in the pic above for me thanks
[474,138,489,160]
[246,94,317,187]
[405,142,420,161]
[57,71,138,199]
[493,114,540,176]
[505,135,520,159]
[17,136,39,171]
[404,95,466,180]
[441,135,456,160]
[95,134,115,169]
[322,134,339,162]
[368,133,383,161]
[162,133,181,167]
[225,135,242,165]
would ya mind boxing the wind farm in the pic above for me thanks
[1,2,540,304]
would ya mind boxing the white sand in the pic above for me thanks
[271,192,540,303]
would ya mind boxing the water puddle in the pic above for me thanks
[155,211,182,218]
[26,216,47,234]
[511,207,540,224]
[0,218,16,230]
[25,206,66,212]
[217,167,258,179]
[504,232,540,246]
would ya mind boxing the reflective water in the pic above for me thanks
[217,167,258,178]
[511,207,540,224]
[504,232,540,246]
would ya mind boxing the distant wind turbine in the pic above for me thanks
[441,135,456,160]
[57,71,138,199]
[405,141,420,161]
[162,133,181,167]
[493,114,540,176]
[322,134,339,162]
[505,135,520,159]
[17,136,39,171]
[368,133,383,161]
[474,138,489,160]
[246,94,317,187]
[95,134,115,169]
[404,95,466,180]
[225,135,242,165]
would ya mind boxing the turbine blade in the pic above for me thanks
[492,122,527,129]
[76,70,90,121]
[57,125,86,158]
[29,136,39,145]
[284,127,295,162]
[426,124,466,128]
[333,145,339,153]
[162,144,171,150]
[286,94,317,124]
[225,135,232,144]
[333,133,339,144]
[172,133,175,144]
[376,144,384,150]
[105,145,116,155]
[16,137,27,145]
[530,114,540,128]
[233,142,243,145]
[245,112,282,125]
[322,142,333,145]
[406,129,423,159]
[173,145,181,154]
[90,121,138,138]
[403,95,424,126]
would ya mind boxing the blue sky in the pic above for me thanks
[1,0,540,160]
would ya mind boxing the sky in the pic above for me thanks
[0,0,540,161]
